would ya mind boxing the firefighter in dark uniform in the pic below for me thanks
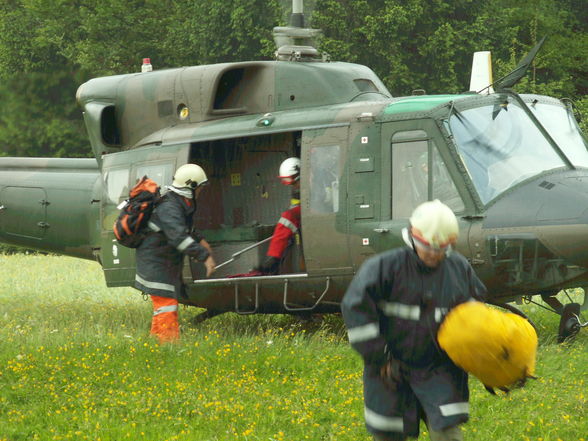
[135,163,216,343]
[341,200,486,441]
[257,157,301,275]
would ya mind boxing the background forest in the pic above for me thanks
[0,0,586,159]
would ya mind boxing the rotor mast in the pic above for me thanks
[273,0,326,62]
[290,0,305,27]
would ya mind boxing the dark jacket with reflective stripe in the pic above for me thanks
[342,247,487,436]
[341,247,487,368]
[134,191,209,298]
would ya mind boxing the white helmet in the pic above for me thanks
[172,163,208,189]
[409,199,458,249]
[278,157,300,185]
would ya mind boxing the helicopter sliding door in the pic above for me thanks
[100,143,189,287]
[300,126,352,274]
[346,120,468,268]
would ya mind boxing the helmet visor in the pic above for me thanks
[278,174,299,185]
[184,178,208,189]
[411,230,452,254]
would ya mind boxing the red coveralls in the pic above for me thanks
[267,199,301,259]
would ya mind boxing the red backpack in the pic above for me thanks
[113,176,161,248]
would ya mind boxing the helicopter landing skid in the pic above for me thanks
[558,303,582,343]
[190,309,226,325]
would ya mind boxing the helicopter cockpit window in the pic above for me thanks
[391,134,464,218]
[528,101,588,168]
[134,163,174,192]
[104,168,130,205]
[448,99,566,204]
[310,145,340,213]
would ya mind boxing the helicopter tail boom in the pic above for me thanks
[0,157,101,259]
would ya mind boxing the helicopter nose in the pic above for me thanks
[484,171,588,268]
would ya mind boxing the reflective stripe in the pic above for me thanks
[153,304,179,316]
[435,307,449,323]
[364,407,404,432]
[347,322,380,343]
[439,402,469,417]
[135,274,175,293]
[278,216,298,234]
[148,221,161,232]
[177,236,195,252]
[380,302,420,320]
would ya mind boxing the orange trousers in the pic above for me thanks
[150,295,180,344]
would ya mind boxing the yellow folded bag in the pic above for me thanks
[438,301,538,393]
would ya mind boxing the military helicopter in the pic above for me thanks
[1,1,587,342]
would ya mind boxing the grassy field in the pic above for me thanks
[0,255,587,441]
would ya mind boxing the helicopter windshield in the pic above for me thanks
[448,97,566,204]
[528,101,588,168]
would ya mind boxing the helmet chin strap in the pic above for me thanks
[401,227,415,250]
[167,185,194,199]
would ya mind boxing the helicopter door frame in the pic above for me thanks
[300,124,352,275]
[378,119,479,260]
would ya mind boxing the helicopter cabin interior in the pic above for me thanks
[186,131,306,280]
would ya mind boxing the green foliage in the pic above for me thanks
[0,71,89,157]
[314,0,587,99]
[1,255,588,440]
[576,96,588,135]
[0,0,284,78]
[159,0,283,66]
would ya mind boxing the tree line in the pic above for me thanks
[0,0,586,158]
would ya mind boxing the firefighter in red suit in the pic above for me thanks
[257,157,301,275]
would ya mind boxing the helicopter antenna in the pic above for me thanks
[478,36,547,94]
[273,0,326,62]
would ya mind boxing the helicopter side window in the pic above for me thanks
[104,168,130,205]
[133,162,174,189]
[310,145,340,213]
[392,138,428,218]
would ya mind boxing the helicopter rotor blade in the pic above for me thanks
[494,36,547,91]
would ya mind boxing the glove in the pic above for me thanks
[380,348,407,391]
[256,256,281,275]
[380,359,405,391]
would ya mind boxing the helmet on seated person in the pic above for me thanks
[278,157,300,186]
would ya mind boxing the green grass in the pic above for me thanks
[1,255,587,441]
